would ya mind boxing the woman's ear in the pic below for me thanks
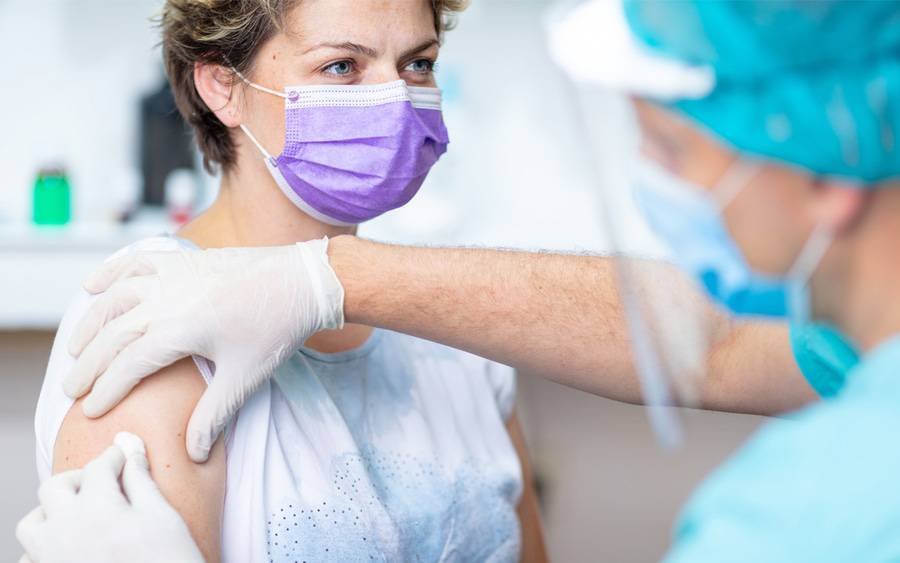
[194,63,243,128]
[813,178,868,234]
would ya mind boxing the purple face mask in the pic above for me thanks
[236,72,450,226]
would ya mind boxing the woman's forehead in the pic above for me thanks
[282,0,438,48]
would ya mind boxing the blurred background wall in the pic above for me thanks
[0,1,766,561]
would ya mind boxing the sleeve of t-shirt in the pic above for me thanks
[34,287,94,482]
[33,235,214,483]
[485,361,517,422]
[790,323,860,398]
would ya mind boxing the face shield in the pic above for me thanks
[546,0,900,445]
[545,0,731,448]
[592,140,735,448]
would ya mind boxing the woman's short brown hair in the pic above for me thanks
[161,0,467,174]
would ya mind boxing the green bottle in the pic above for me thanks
[33,166,71,225]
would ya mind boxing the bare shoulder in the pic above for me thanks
[53,358,225,562]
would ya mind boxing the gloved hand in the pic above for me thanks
[16,432,203,563]
[64,238,345,461]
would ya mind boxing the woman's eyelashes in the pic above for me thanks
[321,59,356,78]
[316,58,438,82]
[400,58,438,85]
[404,58,436,75]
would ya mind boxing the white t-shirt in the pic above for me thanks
[35,236,523,563]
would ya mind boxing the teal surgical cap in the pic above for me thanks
[624,0,900,184]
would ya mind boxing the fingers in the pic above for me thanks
[81,331,187,418]
[122,450,168,510]
[116,432,167,510]
[83,253,158,294]
[69,276,155,358]
[113,431,148,463]
[37,470,82,515]
[16,506,45,562]
[64,308,149,401]
[186,376,242,463]
[79,445,127,505]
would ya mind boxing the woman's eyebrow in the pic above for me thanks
[301,39,439,60]
[398,39,439,60]
[303,42,379,57]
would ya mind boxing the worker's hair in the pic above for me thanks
[161,0,467,174]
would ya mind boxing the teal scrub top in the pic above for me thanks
[791,323,860,398]
[665,335,900,562]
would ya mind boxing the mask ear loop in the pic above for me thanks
[785,223,834,325]
[239,124,275,163]
[232,67,287,99]
[230,67,287,164]
[711,160,760,211]
[787,224,834,282]
[711,159,835,324]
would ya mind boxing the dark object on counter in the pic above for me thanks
[140,80,195,206]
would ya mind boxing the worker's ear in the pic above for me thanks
[193,63,243,128]
[810,178,868,235]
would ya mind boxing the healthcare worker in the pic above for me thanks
[572,0,900,560]
[19,0,900,560]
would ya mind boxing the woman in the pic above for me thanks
[34,0,546,561]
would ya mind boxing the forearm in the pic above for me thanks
[329,235,816,414]
[331,235,641,399]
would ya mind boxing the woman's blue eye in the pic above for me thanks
[405,59,435,74]
[323,61,354,76]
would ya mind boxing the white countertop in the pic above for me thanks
[0,220,169,251]
[0,217,171,330]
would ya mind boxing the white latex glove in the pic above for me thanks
[64,238,344,461]
[16,432,203,563]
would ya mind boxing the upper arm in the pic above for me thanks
[53,358,226,563]
[507,411,548,563]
